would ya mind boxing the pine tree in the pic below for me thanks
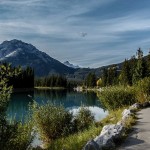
[132,49,145,83]
[85,73,96,88]
[106,66,118,86]
[119,59,132,85]
[101,68,108,87]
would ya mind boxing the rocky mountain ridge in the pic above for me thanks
[0,39,75,76]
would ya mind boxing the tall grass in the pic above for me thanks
[31,102,95,146]
[32,103,73,143]
[46,108,125,150]
[98,86,137,110]
[48,125,101,150]
[136,77,150,103]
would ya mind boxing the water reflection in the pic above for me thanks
[7,89,107,122]
[70,106,108,122]
[7,91,34,121]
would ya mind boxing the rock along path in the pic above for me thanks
[118,107,150,150]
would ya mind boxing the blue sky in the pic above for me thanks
[0,0,150,68]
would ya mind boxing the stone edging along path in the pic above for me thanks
[83,102,150,150]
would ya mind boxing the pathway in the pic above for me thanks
[118,107,150,150]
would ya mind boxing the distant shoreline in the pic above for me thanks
[35,87,66,90]
[12,87,66,93]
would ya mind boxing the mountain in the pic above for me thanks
[1,39,148,80]
[0,39,75,76]
[63,61,80,69]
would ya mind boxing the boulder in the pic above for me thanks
[122,109,132,120]
[93,124,124,149]
[83,140,100,150]
[130,103,141,110]
[117,120,126,127]
[101,124,124,141]
[94,134,115,149]
[117,120,123,126]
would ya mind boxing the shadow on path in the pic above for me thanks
[118,107,150,150]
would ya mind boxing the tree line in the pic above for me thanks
[35,75,67,88]
[1,63,34,89]
[85,49,150,87]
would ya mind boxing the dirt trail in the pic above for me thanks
[118,107,150,150]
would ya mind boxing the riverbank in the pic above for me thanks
[40,108,134,150]
[35,87,66,90]
[12,87,66,93]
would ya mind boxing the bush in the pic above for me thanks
[136,77,150,103]
[7,121,33,150]
[32,102,73,142]
[0,63,32,150]
[99,86,137,110]
[73,107,95,131]
[47,109,125,150]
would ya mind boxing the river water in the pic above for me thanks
[7,89,108,122]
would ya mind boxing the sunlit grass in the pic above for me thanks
[45,108,126,150]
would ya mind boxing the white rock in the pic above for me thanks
[130,103,141,109]
[93,124,124,149]
[94,134,115,149]
[122,109,131,116]
[122,109,132,120]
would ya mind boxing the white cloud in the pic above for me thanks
[0,0,150,67]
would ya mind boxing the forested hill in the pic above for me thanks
[70,54,149,80]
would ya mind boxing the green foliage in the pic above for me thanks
[73,107,94,131]
[98,86,137,110]
[47,109,125,150]
[8,66,34,88]
[118,49,149,86]
[0,63,33,149]
[119,59,132,85]
[85,73,96,87]
[136,77,150,103]
[32,102,73,142]
[99,108,123,125]
[35,75,67,88]
[107,66,118,86]
[48,125,101,150]
[31,102,96,147]
[3,121,33,150]
[131,48,148,84]
[96,78,103,87]
[132,59,145,83]
[136,47,143,59]
[146,52,150,77]
[101,66,118,87]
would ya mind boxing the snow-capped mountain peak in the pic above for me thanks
[0,39,75,76]
[63,61,80,69]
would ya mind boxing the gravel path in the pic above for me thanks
[118,107,150,150]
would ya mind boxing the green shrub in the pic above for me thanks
[136,77,150,103]
[48,125,102,150]
[98,86,137,110]
[47,109,125,150]
[32,102,73,142]
[0,63,32,150]
[73,107,95,131]
[8,121,33,150]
